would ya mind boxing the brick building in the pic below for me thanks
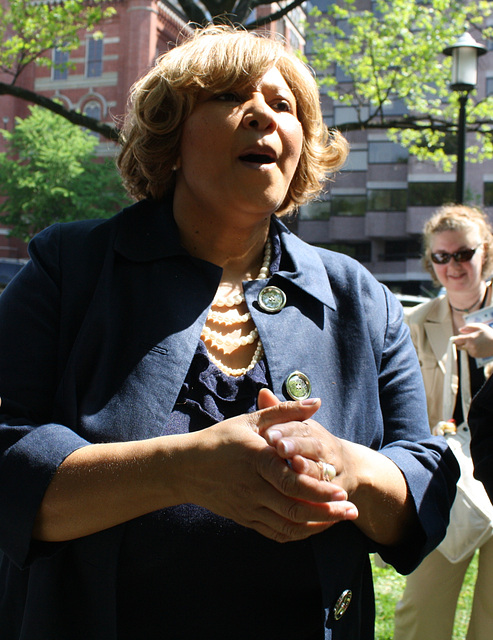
[0,0,193,285]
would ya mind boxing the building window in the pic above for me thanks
[408,182,455,207]
[367,189,407,212]
[331,195,367,216]
[83,101,102,138]
[368,141,408,164]
[318,242,372,262]
[335,64,353,82]
[299,201,331,220]
[53,48,69,80]
[371,0,384,14]
[84,101,101,120]
[334,105,370,126]
[487,77,493,96]
[383,240,422,262]
[484,182,493,206]
[86,37,104,78]
[341,150,368,172]
[380,98,407,116]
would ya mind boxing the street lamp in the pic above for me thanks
[443,32,487,204]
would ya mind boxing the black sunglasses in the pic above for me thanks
[430,244,482,265]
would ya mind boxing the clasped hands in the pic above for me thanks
[189,387,358,543]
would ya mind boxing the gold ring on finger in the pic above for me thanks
[320,461,336,482]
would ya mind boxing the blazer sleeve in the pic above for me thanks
[0,225,91,568]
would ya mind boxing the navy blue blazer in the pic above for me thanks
[0,199,458,639]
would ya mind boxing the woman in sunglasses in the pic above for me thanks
[394,204,493,640]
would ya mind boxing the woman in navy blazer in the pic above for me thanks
[0,25,457,639]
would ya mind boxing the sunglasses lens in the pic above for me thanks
[455,249,475,262]
[431,247,478,264]
[431,253,450,264]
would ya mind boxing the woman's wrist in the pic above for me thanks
[337,440,413,545]
[151,431,205,506]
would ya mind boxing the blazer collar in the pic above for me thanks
[113,199,336,311]
[272,217,336,311]
[114,198,188,262]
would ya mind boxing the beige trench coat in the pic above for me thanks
[405,293,493,431]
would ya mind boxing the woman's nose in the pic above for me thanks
[242,97,277,131]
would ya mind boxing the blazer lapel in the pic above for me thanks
[423,296,458,419]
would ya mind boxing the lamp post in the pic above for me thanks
[443,32,487,204]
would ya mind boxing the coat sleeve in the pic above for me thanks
[371,288,459,573]
[0,225,91,568]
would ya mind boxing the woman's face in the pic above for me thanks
[175,66,303,223]
[430,226,486,294]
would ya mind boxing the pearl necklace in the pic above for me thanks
[212,239,272,308]
[201,238,272,376]
[201,325,259,351]
[206,341,264,377]
[207,309,251,326]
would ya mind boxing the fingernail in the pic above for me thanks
[266,429,282,444]
[332,489,348,501]
[346,507,358,518]
[301,397,320,405]
[279,439,294,456]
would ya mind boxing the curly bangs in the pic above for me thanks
[117,24,348,211]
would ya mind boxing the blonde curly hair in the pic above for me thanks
[117,24,348,215]
[422,204,493,285]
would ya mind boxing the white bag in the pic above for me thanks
[436,340,493,563]
[437,422,493,563]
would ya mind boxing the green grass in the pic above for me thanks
[372,551,479,639]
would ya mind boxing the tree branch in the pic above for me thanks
[229,0,253,24]
[244,0,306,30]
[204,0,238,19]
[338,113,456,133]
[175,0,209,25]
[0,81,120,141]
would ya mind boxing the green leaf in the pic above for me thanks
[308,0,493,165]
[0,106,131,241]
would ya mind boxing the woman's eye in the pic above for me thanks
[215,92,241,102]
[272,100,294,113]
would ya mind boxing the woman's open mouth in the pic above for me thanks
[240,153,275,165]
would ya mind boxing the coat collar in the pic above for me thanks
[113,199,336,311]
[113,198,188,262]
[272,217,336,311]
